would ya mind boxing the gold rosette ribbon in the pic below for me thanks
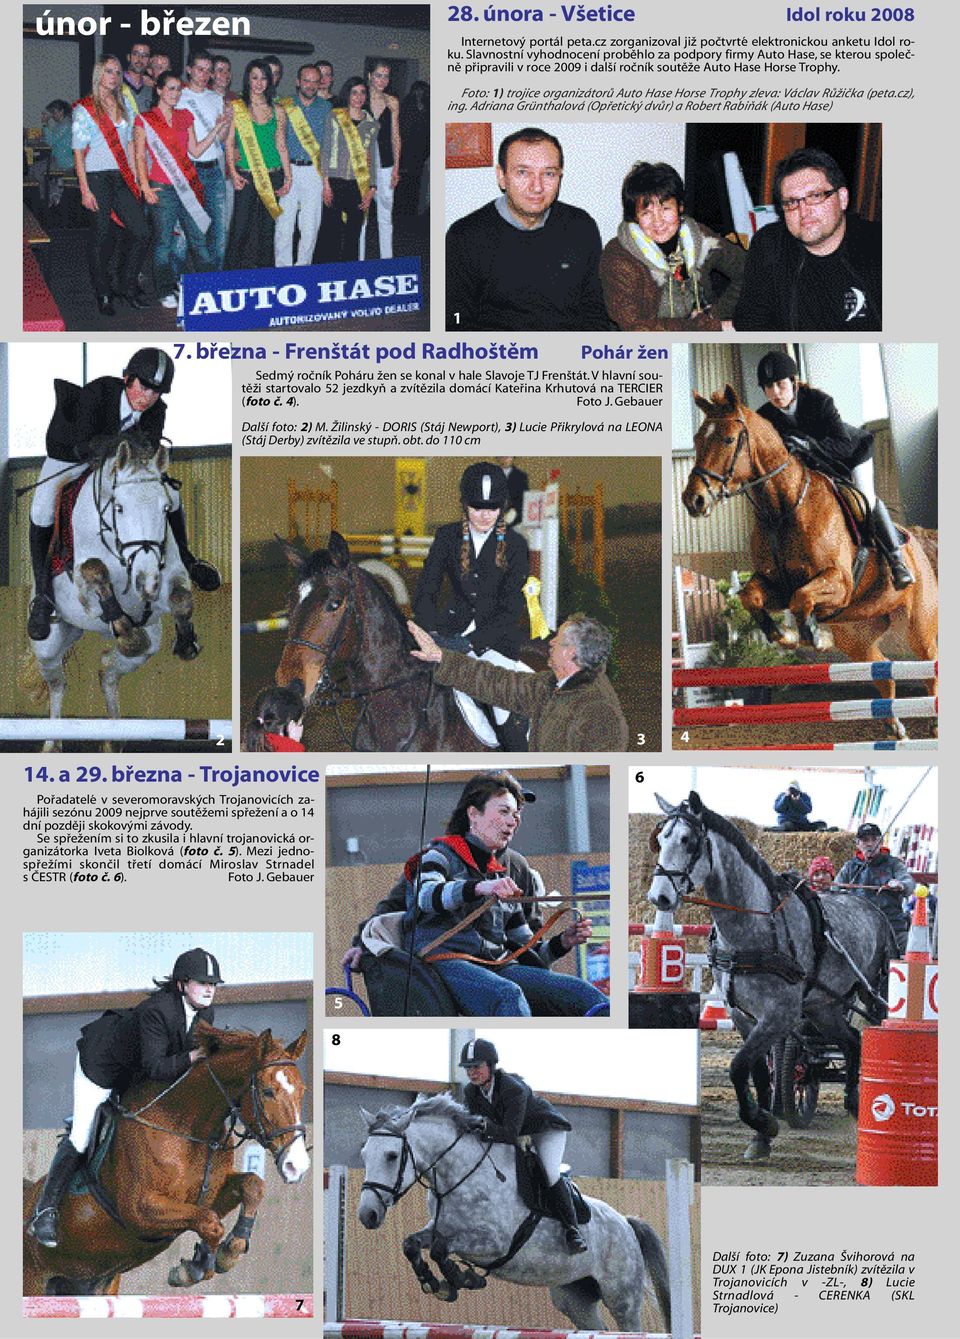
[523,576,550,640]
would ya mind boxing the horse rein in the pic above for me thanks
[652,808,793,918]
[691,417,802,516]
[362,1124,497,1223]
[91,457,172,603]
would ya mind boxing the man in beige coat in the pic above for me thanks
[408,612,629,752]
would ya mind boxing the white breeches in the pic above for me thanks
[360,163,395,260]
[274,164,324,266]
[532,1128,567,1185]
[851,458,877,507]
[69,1054,113,1152]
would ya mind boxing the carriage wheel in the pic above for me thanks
[779,1035,820,1128]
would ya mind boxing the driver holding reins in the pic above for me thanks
[27,348,221,643]
[459,1038,587,1255]
[27,947,222,1250]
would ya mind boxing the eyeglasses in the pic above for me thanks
[781,187,840,213]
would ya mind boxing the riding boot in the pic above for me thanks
[548,1178,588,1254]
[167,507,222,592]
[872,499,914,590]
[27,521,56,640]
[493,713,529,752]
[28,1136,84,1248]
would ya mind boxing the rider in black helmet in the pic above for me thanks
[26,947,223,1249]
[27,348,222,643]
[459,1038,587,1254]
[412,462,530,750]
[754,350,913,590]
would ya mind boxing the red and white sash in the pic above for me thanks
[140,109,211,234]
[76,95,140,199]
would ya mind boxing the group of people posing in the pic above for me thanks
[68,39,421,315]
[446,128,881,333]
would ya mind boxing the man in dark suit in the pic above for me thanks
[27,947,223,1249]
[27,348,221,641]
[497,456,530,527]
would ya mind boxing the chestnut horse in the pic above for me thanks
[275,532,492,751]
[23,1023,309,1297]
[683,387,938,732]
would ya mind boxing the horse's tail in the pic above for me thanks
[629,1217,671,1331]
[18,644,49,705]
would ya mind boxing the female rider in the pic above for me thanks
[459,1037,586,1253]
[412,462,530,750]
[402,771,604,1018]
[755,350,913,590]
[27,948,223,1249]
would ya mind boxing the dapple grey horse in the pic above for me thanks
[648,791,894,1162]
[358,1092,670,1333]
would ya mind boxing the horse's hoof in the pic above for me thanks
[420,1280,439,1296]
[437,1283,458,1303]
[168,1263,197,1288]
[775,628,799,650]
[173,634,201,661]
[763,1113,780,1139]
[743,1136,772,1163]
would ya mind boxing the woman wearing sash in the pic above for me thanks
[362,61,401,259]
[320,77,378,263]
[134,72,228,309]
[224,59,292,270]
[72,54,151,316]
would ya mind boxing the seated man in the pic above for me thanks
[408,612,628,751]
[731,147,881,332]
[445,127,612,332]
[837,822,914,954]
[773,779,826,832]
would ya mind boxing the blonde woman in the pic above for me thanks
[362,61,400,259]
[72,54,150,315]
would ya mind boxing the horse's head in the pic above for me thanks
[105,428,173,602]
[194,1021,310,1183]
[276,531,360,704]
[647,790,713,912]
[357,1092,477,1229]
[683,385,761,518]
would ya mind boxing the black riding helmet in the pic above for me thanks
[172,947,224,984]
[460,462,508,511]
[756,351,798,388]
[124,347,175,394]
[460,1038,498,1069]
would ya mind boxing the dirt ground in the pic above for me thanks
[701,1033,859,1187]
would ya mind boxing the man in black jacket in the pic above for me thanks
[732,148,881,332]
[27,348,221,641]
[27,947,222,1248]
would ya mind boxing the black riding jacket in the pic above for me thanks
[463,1069,571,1143]
[78,988,213,1091]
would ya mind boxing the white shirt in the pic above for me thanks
[118,390,142,430]
[179,87,225,162]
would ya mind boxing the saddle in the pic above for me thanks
[50,468,93,577]
[513,1145,590,1226]
[449,649,534,748]
[64,1102,175,1242]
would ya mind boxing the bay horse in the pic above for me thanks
[275,532,494,751]
[683,387,938,734]
[26,429,201,745]
[359,1093,670,1333]
[648,791,894,1163]
[23,1022,309,1297]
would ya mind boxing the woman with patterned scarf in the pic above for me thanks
[224,59,292,269]
[320,77,378,262]
[600,161,746,331]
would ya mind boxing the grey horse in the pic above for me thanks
[648,791,894,1162]
[358,1092,670,1333]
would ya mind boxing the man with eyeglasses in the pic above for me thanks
[731,147,881,331]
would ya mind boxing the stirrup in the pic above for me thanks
[564,1226,588,1253]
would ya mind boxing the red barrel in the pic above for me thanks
[856,1025,938,1186]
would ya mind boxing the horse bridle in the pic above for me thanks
[690,417,793,512]
[120,1056,308,1174]
[284,566,433,745]
[361,1124,494,1216]
[651,806,714,901]
[92,458,172,595]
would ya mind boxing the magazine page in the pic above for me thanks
[7,1,948,1337]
